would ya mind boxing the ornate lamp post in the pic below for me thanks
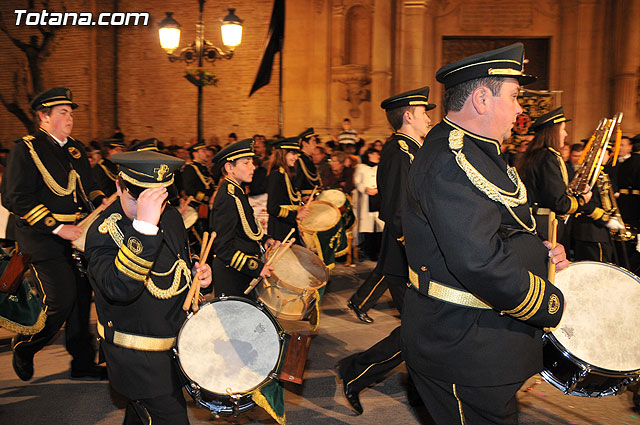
[158,3,242,143]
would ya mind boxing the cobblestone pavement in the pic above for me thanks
[0,260,638,424]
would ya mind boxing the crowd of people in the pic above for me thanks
[2,40,640,425]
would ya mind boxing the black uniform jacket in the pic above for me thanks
[617,153,640,227]
[211,178,268,278]
[294,152,322,196]
[401,119,565,387]
[93,158,118,197]
[1,129,103,261]
[377,132,420,276]
[85,201,192,400]
[522,147,587,216]
[267,167,301,240]
[181,161,215,207]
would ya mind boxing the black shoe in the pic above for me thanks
[335,359,363,415]
[347,300,374,323]
[71,364,108,380]
[11,336,34,381]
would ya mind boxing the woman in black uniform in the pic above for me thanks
[209,139,277,298]
[266,137,309,242]
[517,107,593,241]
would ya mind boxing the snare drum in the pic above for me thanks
[175,297,285,415]
[542,261,640,397]
[181,206,198,229]
[255,244,328,321]
[298,200,341,250]
[316,189,347,213]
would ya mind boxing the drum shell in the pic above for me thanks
[174,297,285,414]
[541,261,640,397]
[256,244,328,321]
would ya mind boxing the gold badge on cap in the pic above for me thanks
[548,294,560,315]
[127,237,143,255]
[66,89,72,99]
[155,164,169,182]
[68,146,82,159]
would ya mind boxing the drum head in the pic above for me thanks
[177,299,282,394]
[317,189,346,208]
[299,201,340,232]
[182,207,198,229]
[271,245,328,291]
[553,262,640,372]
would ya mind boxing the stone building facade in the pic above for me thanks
[0,0,638,146]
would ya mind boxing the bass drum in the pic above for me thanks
[175,297,285,415]
[542,261,640,397]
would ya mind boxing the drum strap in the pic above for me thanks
[97,319,176,351]
[408,267,492,310]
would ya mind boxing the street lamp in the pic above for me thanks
[158,2,243,143]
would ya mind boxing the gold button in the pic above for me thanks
[420,265,428,272]
[107,321,113,327]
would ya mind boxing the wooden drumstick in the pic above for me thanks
[243,229,295,295]
[192,233,215,312]
[308,185,319,202]
[183,232,215,311]
[547,211,558,285]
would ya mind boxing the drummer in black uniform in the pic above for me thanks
[401,43,567,424]
[93,137,126,196]
[181,140,215,239]
[337,86,435,414]
[294,128,322,201]
[210,139,278,297]
[517,107,593,241]
[267,137,309,241]
[2,87,107,381]
[84,150,212,424]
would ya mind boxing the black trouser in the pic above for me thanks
[341,275,409,391]
[124,389,189,425]
[360,232,382,260]
[12,258,95,368]
[573,240,613,263]
[407,365,523,425]
[349,268,407,314]
[211,257,255,299]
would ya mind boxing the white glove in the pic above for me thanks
[606,217,625,231]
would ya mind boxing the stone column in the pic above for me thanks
[369,0,393,136]
[397,1,428,92]
[611,0,640,134]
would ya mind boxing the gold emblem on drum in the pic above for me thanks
[248,259,259,270]
[127,237,143,254]
[44,217,56,227]
[548,294,560,315]
[68,146,82,159]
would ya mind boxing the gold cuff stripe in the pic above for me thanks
[503,271,537,315]
[278,207,289,218]
[89,190,105,200]
[509,274,541,318]
[568,196,579,214]
[97,320,175,351]
[520,276,546,321]
[121,244,153,267]
[119,172,175,188]
[117,251,151,275]
[237,253,249,271]
[231,251,244,269]
[28,208,51,225]
[115,257,147,281]
[23,204,48,222]
[589,207,605,220]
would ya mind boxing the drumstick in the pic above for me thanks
[243,230,295,295]
[547,212,558,285]
[309,185,319,201]
[243,238,295,295]
[182,232,216,311]
[270,238,295,266]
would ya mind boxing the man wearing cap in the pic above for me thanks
[181,141,215,241]
[210,139,278,297]
[294,128,322,200]
[84,150,212,424]
[93,138,126,197]
[401,43,568,423]
[336,86,434,414]
[2,87,107,381]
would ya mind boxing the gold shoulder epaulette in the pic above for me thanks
[279,166,285,174]
[448,130,464,150]
[227,182,235,194]
[398,139,409,152]
[22,135,35,142]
